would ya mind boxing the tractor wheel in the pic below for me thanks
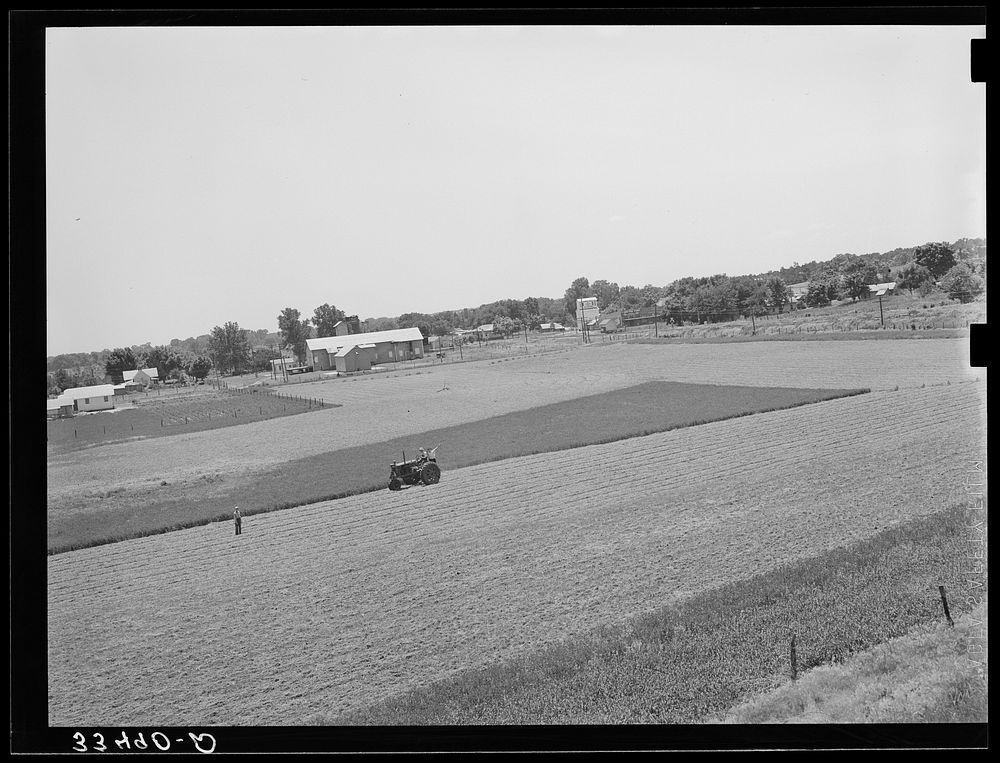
[420,462,441,485]
[388,477,402,491]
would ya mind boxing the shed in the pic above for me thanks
[47,396,75,419]
[334,343,375,373]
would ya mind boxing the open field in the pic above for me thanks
[714,599,988,724]
[327,509,986,724]
[47,381,865,552]
[47,380,985,725]
[46,339,975,538]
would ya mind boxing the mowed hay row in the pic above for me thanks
[46,338,975,504]
[47,381,985,726]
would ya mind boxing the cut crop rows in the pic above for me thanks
[47,381,985,725]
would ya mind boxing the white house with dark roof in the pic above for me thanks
[306,327,424,372]
[60,384,116,412]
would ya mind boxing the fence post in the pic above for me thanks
[790,632,798,680]
[938,585,954,627]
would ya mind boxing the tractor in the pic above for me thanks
[388,446,441,491]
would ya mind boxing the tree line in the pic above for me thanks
[562,239,985,325]
[48,237,985,395]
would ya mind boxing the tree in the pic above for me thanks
[896,262,932,295]
[639,284,663,308]
[493,315,515,338]
[913,242,957,279]
[590,280,620,311]
[804,280,832,308]
[522,296,540,318]
[312,303,346,338]
[54,368,73,392]
[765,277,790,313]
[104,347,138,383]
[841,270,870,302]
[940,263,984,303]
[365,316,398,332]
[208,322,252,376]
[277,308,312,363]
[187,355,213,381]
[139,345,185,380]
[397,312,432,339]
[564,277,593,317]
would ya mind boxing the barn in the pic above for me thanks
[307,327,425,372]
[60,384,116,412]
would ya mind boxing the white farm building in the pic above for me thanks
[59,384,116,412]
[306,327,425,373]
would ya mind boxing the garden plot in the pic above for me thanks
[47,381,985,726]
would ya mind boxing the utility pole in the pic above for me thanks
[878,295,885,328]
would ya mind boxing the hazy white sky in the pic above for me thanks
[45,24,985,355]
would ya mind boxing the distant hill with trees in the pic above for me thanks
[47,236,985,394]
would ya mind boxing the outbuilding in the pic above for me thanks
[868,282,897,297]
[60,384,116,412]
[334,344,376,373]
[307,327,425,372]
[47,396,75,419]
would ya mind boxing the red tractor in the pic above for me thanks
[388,446,441,491]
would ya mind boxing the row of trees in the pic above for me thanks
[564,274,794,324]
[803,243,983,307]
[562,240,985,323]
[48,238,985,394]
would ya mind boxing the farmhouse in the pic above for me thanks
[538,322,567,332]
[60,384,116,412]
[123,368,158,388]
[306,327,425,372]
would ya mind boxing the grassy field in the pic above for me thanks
[323,506,986,724]
[46,380,985,725]
[714,599,988,724]
[46,385,331,454]
[46,380,865,552]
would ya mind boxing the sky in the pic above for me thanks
[45,23,986,356]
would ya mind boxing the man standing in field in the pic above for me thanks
[233,506,242,536]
